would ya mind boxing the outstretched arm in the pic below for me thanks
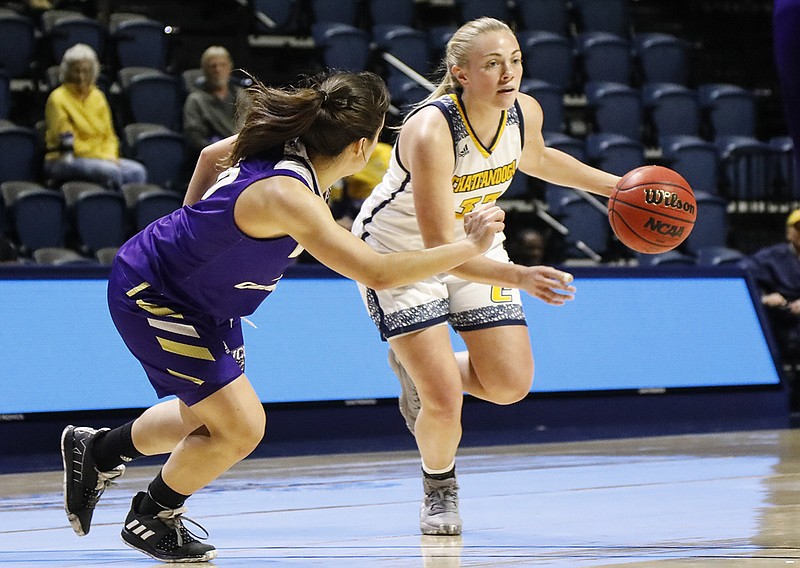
[234,177,506,290]
[516,93,620,198]
[183,135,238,206]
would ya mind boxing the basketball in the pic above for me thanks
[607,165,697,254]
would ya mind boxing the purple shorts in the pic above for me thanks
[107,265,246,407]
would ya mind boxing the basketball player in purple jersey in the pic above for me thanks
[60,71,505,563]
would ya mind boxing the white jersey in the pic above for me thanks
[353,93,525,252]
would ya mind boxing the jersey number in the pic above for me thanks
[456,191,503,217]
[491,286,513,303]
[200,167,240,201]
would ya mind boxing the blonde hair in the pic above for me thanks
[414,17,514,111]
[59,43,100,84]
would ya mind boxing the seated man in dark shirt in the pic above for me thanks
[183,46,246,158]
[741,209,800,387]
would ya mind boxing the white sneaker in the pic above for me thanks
[420,475,462,535]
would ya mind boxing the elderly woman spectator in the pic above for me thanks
[182,46,246,157]
[44,43,147,189]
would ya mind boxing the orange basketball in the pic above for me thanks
[608,165,697,254]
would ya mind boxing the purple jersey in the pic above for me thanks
[114,146,325,321]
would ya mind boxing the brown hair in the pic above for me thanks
[226,71,389,166]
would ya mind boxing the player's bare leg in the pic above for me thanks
[121,374,265,562]
[456,325,534,405]
[390,326,464,535]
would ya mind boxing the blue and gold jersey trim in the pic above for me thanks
[449,94,507,158]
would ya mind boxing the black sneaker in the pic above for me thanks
[121,492,217,563]
[61,425,125,536]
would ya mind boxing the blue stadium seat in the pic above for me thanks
[10,187,67,254]
[251,0,302,34]
[392,80,432,111]
[0,8,36,78]
[132,188,182,231]
[543,133,585,215]
[520,79,564,134]
[585,132,645,176]
[124,123,186,190]
[660,135,719,195]
[716,135,773,200]
[112,17,168,70]
[643,82,700,139]
[769,136,797,200]
[33,246,95,265]
[559,193,610,259]
[576,31,632,85]
[1,181,44,239]
[585,82,643,140]
[43,10,106,65]
[427,25,457,62]
[375,26,431,102]
[571,0,630,36]
[698,83,757,138]
[504,172,530,199]
[119,67,183,130]
[634,33,692,86]
[315,25,371,72]
[0,71,9,121]
[695,245,744,267]
[518,31,575,92]
[456,0,511,23]
[516,0,570,34]
[369,0,415,29]
[72,189,127,254]
[682,191,728,255]
[0,123,37,183]
[311,0,359,26]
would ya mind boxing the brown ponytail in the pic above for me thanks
[226,71,389,166]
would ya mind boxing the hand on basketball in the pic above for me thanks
[464,204,505,253]
[518,265,576,306]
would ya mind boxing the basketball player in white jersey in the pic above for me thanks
[352,17,621,535]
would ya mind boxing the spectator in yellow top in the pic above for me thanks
[330,141,391,230]
[44,43,147,189]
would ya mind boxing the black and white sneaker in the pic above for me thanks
[61,425,125,536]
[121,492,217,563]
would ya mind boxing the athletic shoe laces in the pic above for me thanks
[84,467,124,508]
[427,486,458,515]
[156,506,210,548]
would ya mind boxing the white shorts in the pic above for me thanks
[357,239,527,340]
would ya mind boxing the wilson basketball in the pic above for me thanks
[608,165,697,254]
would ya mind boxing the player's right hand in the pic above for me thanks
[518,265,576,306]
[463,204,505,253]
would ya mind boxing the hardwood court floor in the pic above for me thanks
[2,429,800,566]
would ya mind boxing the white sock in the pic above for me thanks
[422,460,455,476]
